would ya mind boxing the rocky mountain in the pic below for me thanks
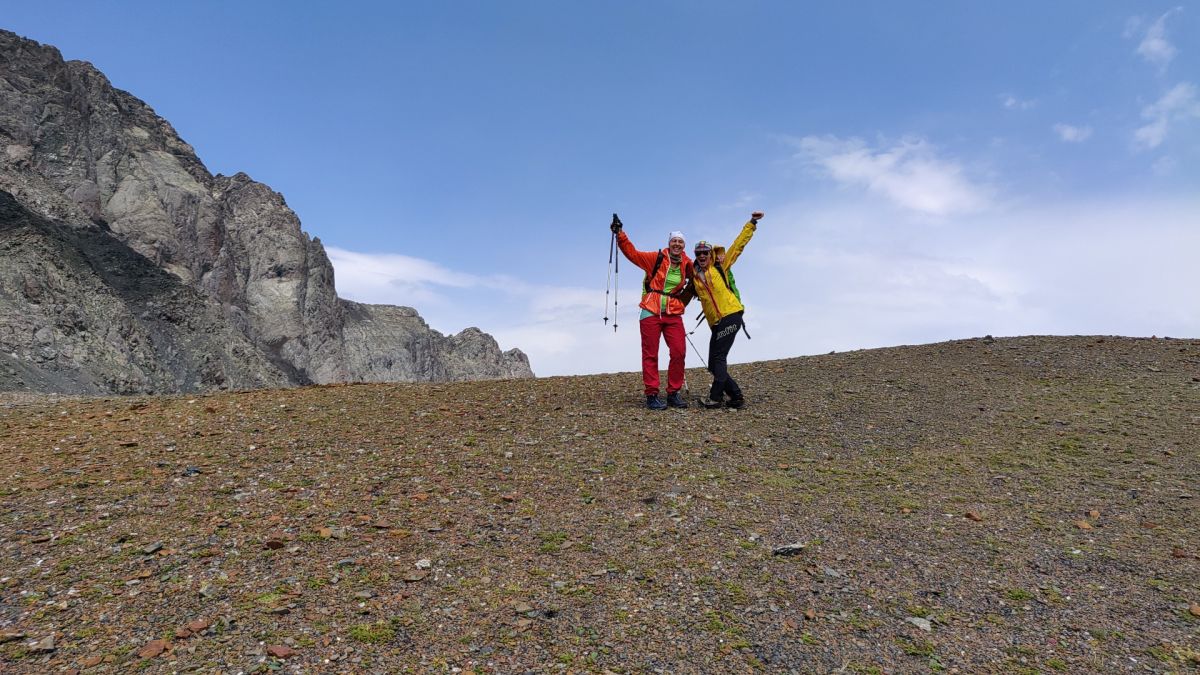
[0,30,532,394]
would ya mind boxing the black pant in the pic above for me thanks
[708,312,743,401]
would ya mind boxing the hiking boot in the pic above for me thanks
[698,395,723,409]
[726,395,745,409]
[646,395,667,410]
[666,392,689,409]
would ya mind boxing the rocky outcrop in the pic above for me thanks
[341,301,532,382]
[0,30,533,394]
[0,191,289,394]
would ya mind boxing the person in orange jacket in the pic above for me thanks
[610,215,694,410]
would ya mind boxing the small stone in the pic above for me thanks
[80,654,104,668]
[804,609,817,621]
[512,601,534,614]
[402,569,429,582]
[1074,520,1093,530]
[0,631,26,643]
[1088,509,1100,519]
[1190,603,1200,618]
[137,639,168,658]
[266,644,296,659]
[964,512,983,522]
[354,591,374,599]
[906,617,933,632]
[174,627,192,639]
[142,542,163,555]
[186,619,211,633]
[415,558,432,569]
[264,539,286,550]
[772,543,806,556]
[29,635,55,652]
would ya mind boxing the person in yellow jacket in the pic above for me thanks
[688,211,761,408]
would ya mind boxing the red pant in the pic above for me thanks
[639,314,686,396]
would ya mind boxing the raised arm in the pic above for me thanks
[722,211,762,268]
[615,229,662,272]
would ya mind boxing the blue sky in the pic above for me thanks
[6,2,1199,376]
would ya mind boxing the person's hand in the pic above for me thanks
[750,211,764,223]
[610,213,623,233]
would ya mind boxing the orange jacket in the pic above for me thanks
[616,231,694,316]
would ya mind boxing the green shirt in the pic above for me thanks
[640,262,683,319]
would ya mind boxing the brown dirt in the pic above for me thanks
[1,336,1197,673]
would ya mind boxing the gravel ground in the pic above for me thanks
[1,335,1197,674]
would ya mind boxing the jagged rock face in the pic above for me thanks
[0,191,290,394]
[342,301,532,382]
[0,30,532,394]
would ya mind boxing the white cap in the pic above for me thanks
[668,231,685,243]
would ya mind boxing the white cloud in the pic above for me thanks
[326,246,478,300]
[1134,8,1182,70]
[1053,123,1093,142]
[790,135,993,217]
[1134,82,1200,149]
[1001,94,1036,111]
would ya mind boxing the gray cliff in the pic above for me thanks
[0,30,532,394]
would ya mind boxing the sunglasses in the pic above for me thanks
[694,250,711,256]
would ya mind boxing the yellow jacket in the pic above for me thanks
[691,220,756,326]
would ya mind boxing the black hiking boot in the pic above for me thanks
[646,395,667,410]
[726,395,745,409]
[698,395,723,409]
[666,392,689,409]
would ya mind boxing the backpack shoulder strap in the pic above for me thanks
[643,251,665,294]
[714,262,733,293]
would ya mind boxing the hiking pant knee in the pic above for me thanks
[707,312,743,400]
[640,314,686,396]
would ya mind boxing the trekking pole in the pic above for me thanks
[610,213,620,332]
[684,331,707,369]
[603,231,614,328]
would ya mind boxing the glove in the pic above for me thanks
[610,213,623,233]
